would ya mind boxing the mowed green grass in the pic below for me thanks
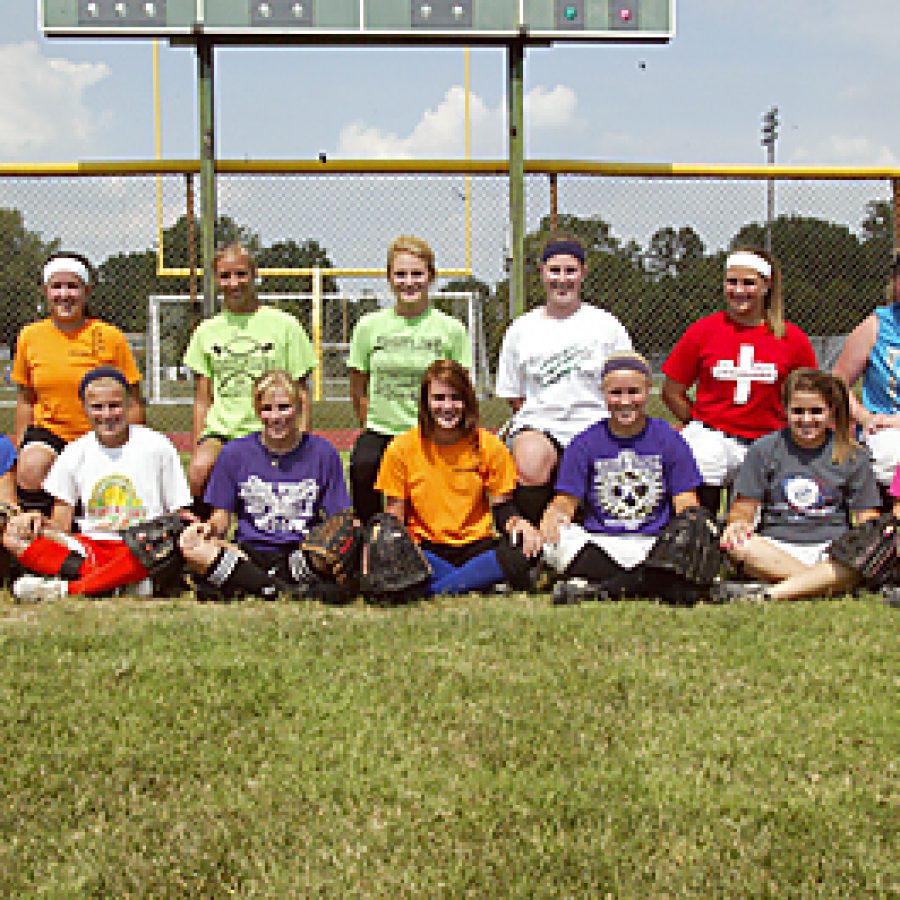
[0,593,895,896]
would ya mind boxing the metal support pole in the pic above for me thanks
[507,40,526,318]
[892,178,900,256]
[761,106,778,254]
[186,173,198,308]
[765,147,775,253]
[549,173,558,232]
[197,38,217,317]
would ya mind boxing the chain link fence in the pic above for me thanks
[0,163,894,436]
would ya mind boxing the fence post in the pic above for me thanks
[312,267,323,402]
[893,178,900,255]
[549,173,558,232]
[197,38,217,317]
[507,40,526,318]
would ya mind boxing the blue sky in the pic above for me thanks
[3,1,899,165]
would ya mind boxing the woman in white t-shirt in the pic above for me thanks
[495,235,632,526]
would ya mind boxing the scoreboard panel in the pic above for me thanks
[39,0,675,43]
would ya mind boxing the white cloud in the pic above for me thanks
[788,135,900,167]
[335,83,579,158]
[0,42,109,156]
[525,85,579,131]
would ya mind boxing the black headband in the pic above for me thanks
[79,366,128,401]
[601,356,652,379]
[540,240,586,264]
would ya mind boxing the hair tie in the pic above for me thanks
[43,256,91,286]
[78,366,128,401]
[725,251,772,279]
[540,240,586,264]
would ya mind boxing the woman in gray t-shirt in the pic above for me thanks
[716,369,881,602]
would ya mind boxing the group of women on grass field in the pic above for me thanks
[2,233,898,603]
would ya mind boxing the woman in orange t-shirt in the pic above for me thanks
[376,359,542,595]
[12,251,143,515]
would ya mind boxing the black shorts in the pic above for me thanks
[20,426,66,455]
[198,433,232,446]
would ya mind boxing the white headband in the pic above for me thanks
[726,251,771,279]
[43,257,90,286]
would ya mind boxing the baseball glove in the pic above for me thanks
[828,513,899,589]
[300,511,363,588]
[360,513,432,603]
[120,512,191,579]
[0,502,20,532]
[645,506,723,587]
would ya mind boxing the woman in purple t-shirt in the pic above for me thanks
[540,352,704,604]
[180,370,351,601]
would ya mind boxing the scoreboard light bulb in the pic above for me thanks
[419,4,432,19]
[257,2,272,18]
[86,1,99,15]
[292,2,304,16]
[144,2,157,15]
[618,7,632,21]
[114,2,128,16]
[564,6,578,22]
[452,4,464,18]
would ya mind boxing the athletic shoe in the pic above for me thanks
[881,586,900,609]
[552,578,608,605]
[13,575,68,603]
[709,579,771,604]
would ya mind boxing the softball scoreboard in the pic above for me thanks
[40,1,674,44]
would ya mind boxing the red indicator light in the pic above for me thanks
[619,8,632,21]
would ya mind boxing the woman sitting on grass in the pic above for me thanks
[375,359,542,596]
[540,352,705,605]
[190,369,351,601]
[715,369,882,602]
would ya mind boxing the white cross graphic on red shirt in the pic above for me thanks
[711,344,778,404]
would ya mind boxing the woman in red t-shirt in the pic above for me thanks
[661,247,817,517]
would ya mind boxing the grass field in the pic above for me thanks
[0,592,895,896]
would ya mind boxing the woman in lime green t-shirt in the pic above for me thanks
[347,235,471,522]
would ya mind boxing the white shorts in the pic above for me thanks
[862,427,900,486]
[542,523,657,573]
[680,421,752,486]
[762,536,831,567]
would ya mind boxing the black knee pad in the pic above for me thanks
[17,487,53,517]
[494,538,534,591]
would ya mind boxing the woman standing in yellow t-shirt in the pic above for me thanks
[375,359,541,595]
[12,251,143,515]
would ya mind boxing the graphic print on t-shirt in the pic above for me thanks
[88,474,145,529]
[371,333,446,397]
[711,344,778,404]
[778,474,837,519]
[889,348,899,408]
[239,475,319,536]
[211,335,276,398]
[535,343,593,387]
[592,450,663,530]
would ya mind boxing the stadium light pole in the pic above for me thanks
[761,106,779,253]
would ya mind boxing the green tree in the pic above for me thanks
[732,215,881,334]
[92,250,159,334]
[0,208,58,353]
[160,213,259,270]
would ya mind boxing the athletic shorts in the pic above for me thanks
[542,522,657,573]
[761,536,831,567]
[198,433,232,446]
[680,421,754,487]
[20,426,66,456]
